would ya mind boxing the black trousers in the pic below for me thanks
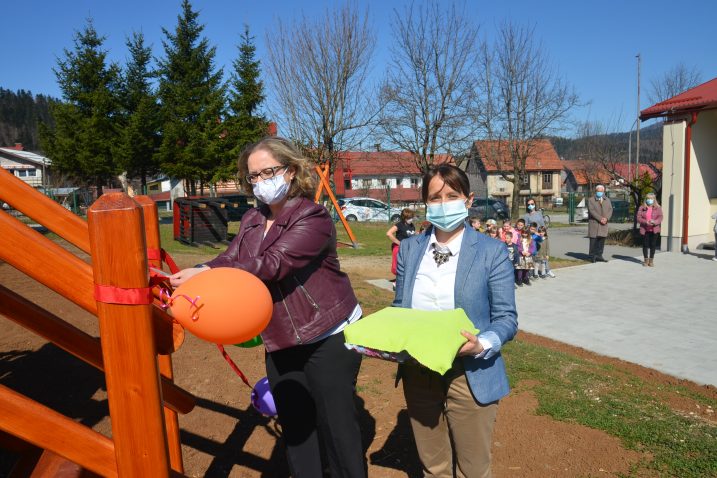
[642,231,658,258]
[266,332,365,478]
[589,236,606,259]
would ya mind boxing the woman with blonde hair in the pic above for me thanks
[636,191,663,267]
[171,137,366,477]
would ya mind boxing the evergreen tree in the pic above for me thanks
[40,19,121,191]
[221,25,268,181]
[115,31,161,192]
[156,0,226,196]
[0,88,56,150]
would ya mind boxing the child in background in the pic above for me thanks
[499,219,517,243]
[515,229,536,286]
[514,218,526,236]
[536,226,556,278]
[503,231,519,286]
[485,225,499,239]
[469,216,483,232]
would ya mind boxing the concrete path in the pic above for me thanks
[547,224,638,261]
[515,251,717,386]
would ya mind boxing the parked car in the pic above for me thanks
[468,197,509,221]
[336,197,403,222]
[552,196,564,207]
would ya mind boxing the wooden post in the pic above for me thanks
[134,195,185,473]
[87,193,170,477]
[314,164,359,247]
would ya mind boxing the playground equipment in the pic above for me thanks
[0,166,195,477]
[314,162,358,248]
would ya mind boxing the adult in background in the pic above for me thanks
[587,185,613,263]
[522,197,546,228]
[387,208,416,279]
[393,164,518,478]
[170,137,366,478]
[636,192,663,267]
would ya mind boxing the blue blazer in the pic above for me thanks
[392,224,519,404]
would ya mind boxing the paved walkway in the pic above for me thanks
[515,251,717,386]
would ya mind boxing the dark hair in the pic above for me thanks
[538,225,548,236]
[505,231,513,238]
[530,222,538,228]
[526,197,536,207]
[516,218,526,226]
[421,164,470,203]
[400,208,415,221]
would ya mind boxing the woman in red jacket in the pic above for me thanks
[171,137,365,478]
[636,192,663,267]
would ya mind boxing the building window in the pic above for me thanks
[27,169,37,176]
[344,179,351,190]
[519,173,529,189]
[542,172,552,189]
[18,170,27,177]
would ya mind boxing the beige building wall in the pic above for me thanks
[486,172,559,204]
[660,110,717,251]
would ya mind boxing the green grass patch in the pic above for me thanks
[503,339,717,477]
[335,222,396,256]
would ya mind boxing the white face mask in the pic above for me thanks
[252,171,290,205]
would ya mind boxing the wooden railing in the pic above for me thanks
[0,167,193,476]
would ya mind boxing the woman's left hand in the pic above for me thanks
[457,330,484,356]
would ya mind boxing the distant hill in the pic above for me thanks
[551,122,663,165]
[0,88,57,152]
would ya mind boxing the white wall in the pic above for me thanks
[659,109,717,251]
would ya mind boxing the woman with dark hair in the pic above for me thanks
[393,163,518,477]
[387,208,416,279]
[522,197,546,228]
[636,191,663,267]
[171,137,366,478]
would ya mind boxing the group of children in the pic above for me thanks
[469,217,555,287]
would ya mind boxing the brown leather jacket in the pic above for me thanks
[204,196,358,352]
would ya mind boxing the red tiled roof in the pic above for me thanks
[562,160,660,185]
[640,77,717,119]
[335,151,453,176]
[473,139,562,172]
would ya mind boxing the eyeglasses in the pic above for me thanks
[245,165,288,184]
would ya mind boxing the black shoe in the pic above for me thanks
[596,256,608,262]
[523,279,531,286]
[516,282,523,287]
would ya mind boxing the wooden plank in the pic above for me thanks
[0,167,90,252]
[0,385,117,478]
[29,450,83,478]
[0,285,195,415]
[87,193,171,477]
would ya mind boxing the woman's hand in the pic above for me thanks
[457,330,484,356]
[169,266,209,287]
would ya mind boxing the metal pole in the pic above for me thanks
[636,53,641,181]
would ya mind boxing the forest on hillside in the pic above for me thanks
[0,88,56,151]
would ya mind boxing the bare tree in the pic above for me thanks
[477,21,579,218]
[379,1,480,173]
[648,62,702,105]
[265,4,378,171]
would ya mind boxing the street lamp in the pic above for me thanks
[627,118,638,183]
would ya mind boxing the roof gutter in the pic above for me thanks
[681,111,699,253]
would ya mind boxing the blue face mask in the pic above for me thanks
[426,199,468,232]
[646,199,654,206]
[528,204,535,211]
[596,191,604,199]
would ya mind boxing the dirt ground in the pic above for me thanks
[1,255,715,477]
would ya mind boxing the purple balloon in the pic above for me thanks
[251,377,277,417]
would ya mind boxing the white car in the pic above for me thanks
[575,198,589,221]
[337,197,403,222]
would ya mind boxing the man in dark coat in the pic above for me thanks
[587,184,613,262]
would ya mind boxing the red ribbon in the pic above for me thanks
[146,248,180,274]
[93,284,154,305]
[217,344,251,388]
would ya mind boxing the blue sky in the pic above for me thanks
[2,0,716,135]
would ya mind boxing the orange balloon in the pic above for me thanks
[169,267,272,344]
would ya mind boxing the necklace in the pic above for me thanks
[432,245,452,267]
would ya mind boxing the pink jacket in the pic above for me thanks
[636,205,663,235]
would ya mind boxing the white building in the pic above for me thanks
[0,144,50,188]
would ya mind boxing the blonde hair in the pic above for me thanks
[643,192,660,207]
[238,137,316,199]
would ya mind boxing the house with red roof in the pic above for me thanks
[331,151,453,204]
[561,160,661,194]
[463,139,562,207]
[640,76,717,252]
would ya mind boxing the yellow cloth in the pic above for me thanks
[344,307,478,374]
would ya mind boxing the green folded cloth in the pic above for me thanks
[344,307,478,374]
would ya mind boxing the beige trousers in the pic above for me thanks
[401,361,498,478]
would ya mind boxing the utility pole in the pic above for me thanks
[635,53,641,181]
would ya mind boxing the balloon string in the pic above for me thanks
[158,287,201,321]
[217,344,251,388]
